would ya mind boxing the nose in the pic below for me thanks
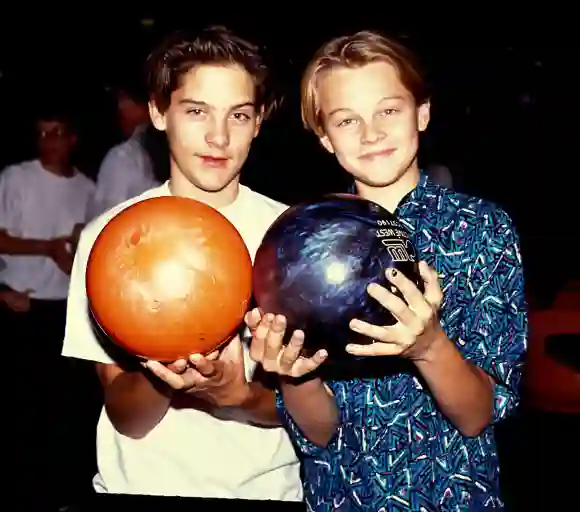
[361,120,386,145]
[205,119,230,149]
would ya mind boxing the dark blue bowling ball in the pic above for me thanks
[253,194,423,359]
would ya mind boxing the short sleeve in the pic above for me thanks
[0,166,22,232]
[459,210,528,423]
[61,225,115,364]
[276,379,363,458]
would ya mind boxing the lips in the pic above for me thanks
[359,148,396,160]
[200,155,228,162]
[199,155,229,167]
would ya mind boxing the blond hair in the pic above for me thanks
[301,30,429,136]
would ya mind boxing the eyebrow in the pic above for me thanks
[178,99,255,110]
[327,95,406,117]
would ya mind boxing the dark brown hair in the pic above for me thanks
[146,25,273,116]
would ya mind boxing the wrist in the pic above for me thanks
[281,376,325,395]
[414,329,453,366]
[230,382,255,409]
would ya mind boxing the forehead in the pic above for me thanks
[174,64,255,107]
[317,61,411,113]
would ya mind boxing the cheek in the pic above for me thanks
[327,133,363,173]
[168,118,202,149]
[229,125,257,155]
[392,114,420,141]
[327,129,359,157]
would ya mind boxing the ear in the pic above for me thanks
[149,101,167,132]
[319,134,335,154]
[417,101,430,132]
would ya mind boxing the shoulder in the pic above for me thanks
[1,159,37,179]
[432,185,518,245]
[0,160,40,193]
[231,186,289,257]
[238,185,288,231]
[240,185,288,219]
[99,141,134,168]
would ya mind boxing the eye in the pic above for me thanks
[337,118,356,128]
[381,108,399,116]
[231,112,251,122]
[186,108,204,116]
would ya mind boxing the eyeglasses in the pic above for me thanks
[38,127,69,139]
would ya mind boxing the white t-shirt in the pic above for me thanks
[0,159,95,300]
[88,125,159,220]
[62,182,302,500]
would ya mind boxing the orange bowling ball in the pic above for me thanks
[86,196,253,362]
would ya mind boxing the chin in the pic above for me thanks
[354,160,416,187]
[193,175,238,193]
[352,170,401,188]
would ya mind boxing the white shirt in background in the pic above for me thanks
[0,159,95,300]
[89,124,160,219]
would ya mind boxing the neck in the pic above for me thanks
[355,162,420,213]
[39,158,74,178]
[168,165,240,209]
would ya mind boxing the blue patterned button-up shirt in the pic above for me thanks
[276,174,528,511]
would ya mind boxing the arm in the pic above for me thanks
[414,333,494,437]
[174,360,286,427]
[0,229,54,256]
[280,377,339,445]
[457,217,527,427]
[62,226,171,439]
[419,213,527,437]
[96,363,172,439]
[222,380,282,427]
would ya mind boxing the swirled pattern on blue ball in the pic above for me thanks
[253,194,422,358]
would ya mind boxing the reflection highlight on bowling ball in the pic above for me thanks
[253,194,422,359]
[86,196,253,362]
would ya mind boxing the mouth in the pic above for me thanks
[198,155,230,166]
[359,148,396,160]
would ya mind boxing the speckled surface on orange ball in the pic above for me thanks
[86,196,253,362]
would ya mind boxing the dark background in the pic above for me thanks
[0,12,577,510]
[0,13,576,301]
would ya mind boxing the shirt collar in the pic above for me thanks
[348,171,443,234]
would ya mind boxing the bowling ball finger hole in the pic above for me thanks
[129,231,141,246]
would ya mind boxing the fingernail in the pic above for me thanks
[190,354,202,362]
[319,350,328,358]
[390,268,398,277]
